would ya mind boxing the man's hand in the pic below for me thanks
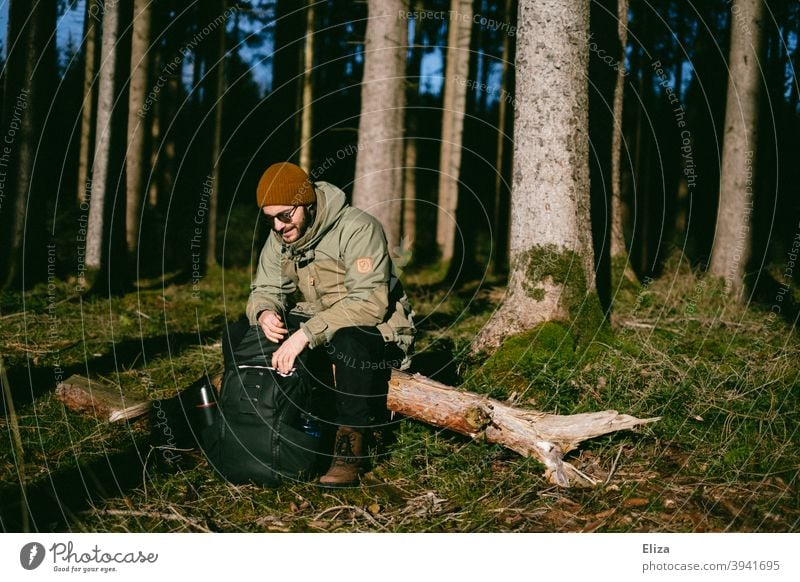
[272,329,310,374]
[258,310,288,343]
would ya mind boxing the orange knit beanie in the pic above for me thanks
[256,162,316,207]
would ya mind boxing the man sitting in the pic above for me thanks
[247,162,415,486]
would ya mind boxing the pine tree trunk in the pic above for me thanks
[86,0,131,292]
[402,2,424,256]
[610,0,637,284]
[708,0,766,299]
[0,0,57,289]
[159,77,180,208]
[402,126,417,248]
[147,87,160,207]
[206,0,227,269]
[352,0,408,253]
[631,29,649,275]
[147,3,178,210]
[299,0,315,172]
[126,0,152,256]
[435,0,473,264]
[490,0,514,276]
[671,0,689,241]
[77,0,100,205]
[473,0,602,352]
[86,0,120,270]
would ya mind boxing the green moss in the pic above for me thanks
[514,244,611,349]
[530,287,546,301]
[471,322,583,411]
[483,322,576,376]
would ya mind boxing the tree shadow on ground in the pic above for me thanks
[0,445,158,532]
[1,328,226,414]
[750,272,800,330]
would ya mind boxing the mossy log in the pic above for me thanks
[387,370,659,487]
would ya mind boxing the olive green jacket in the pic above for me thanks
[246,182,415,368]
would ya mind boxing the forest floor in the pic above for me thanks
[0,257,798,532]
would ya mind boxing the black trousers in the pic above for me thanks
[223,315,402,430]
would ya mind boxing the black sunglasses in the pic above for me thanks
[265,206,299,225]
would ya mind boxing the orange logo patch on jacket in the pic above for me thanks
[356,257,373,273]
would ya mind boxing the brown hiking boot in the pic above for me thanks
[319,427,364,486]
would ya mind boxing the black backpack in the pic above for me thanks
[201,324,322,487]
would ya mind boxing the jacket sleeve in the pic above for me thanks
[301,217,390,348]
[246,238,295,325]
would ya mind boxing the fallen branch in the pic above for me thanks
[387,370,659,487]
[56,375,150,423]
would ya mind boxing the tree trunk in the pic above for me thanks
[473,0,602,352]
[402,126,417,249]
[708,0,766,299]
[402,2,424,258]
[206,0,227,269]
[388,370,659,487]
[192,18,204,108]
[490,0,514,276]
[147,84,161,207]
[631,26,651,276]
[435,0,473,264]
[147,3,180,211]
[86,0,131,292]
[145,27,162,209]
[0,0,57,289]
[125,0,152,256]
[86,0,119,270]
[272,0,305,162]
[157,76,180,210]
[77,0,100,205]
[352,0,408,253]
[610,0,637,285]
[299,0,315,172]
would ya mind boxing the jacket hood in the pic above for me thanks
[277,181,348,257]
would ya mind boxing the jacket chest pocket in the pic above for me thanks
[316,259,347,307]
[297,263,320,302]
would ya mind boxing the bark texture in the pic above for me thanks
[402,128,417,245]
[56,375,150,423]
[86,0,131,285]
[473,0,599,352]
[435,0,473,263]
[125,0,152,255]
[0,0,56,289]
[708,0,766,299]
[77,0,100,205]
[388,370,659,487]
[206,0,227,269]
[491,0,514,275]
[401,2,424,249]
[352,0,409,253]
[610,0,637,285]
[299,0,315,172]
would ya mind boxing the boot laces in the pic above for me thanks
[333,432,357,465]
